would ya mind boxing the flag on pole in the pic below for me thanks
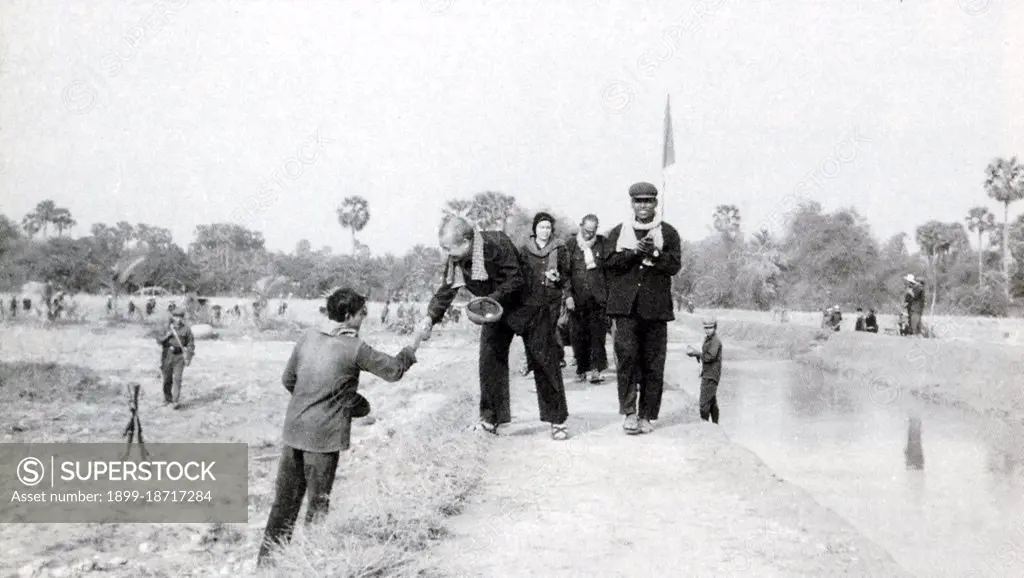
[662,95,675,169]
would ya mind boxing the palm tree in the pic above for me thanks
[984,157,1024,295]
[965,206,996,288]
[52,208,77,237]
[337,196,371,253]
[712,204,742,240]
[21,213,41,239]
[30,200,58,239]
[916,221,954,314]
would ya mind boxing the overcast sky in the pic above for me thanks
[1,0,1022,256]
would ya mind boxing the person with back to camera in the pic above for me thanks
[257,287,424,568]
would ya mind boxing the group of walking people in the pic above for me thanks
[417,181,719,439]
[256,181,726,567]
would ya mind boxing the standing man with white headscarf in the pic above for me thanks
[602,182,682,435]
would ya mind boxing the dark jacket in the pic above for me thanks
[602,222,682,321]
[518,238,570,307]
[564,234,608,305]
[426,230,534,334]
[281,327,416,453]
[905,285,926,314]
[689,333,723,382]
[864,313,878,333]
[158,323,195,363]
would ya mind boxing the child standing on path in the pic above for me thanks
[157,309,195,409]
[257,288,424,568]
[686,317,723,424]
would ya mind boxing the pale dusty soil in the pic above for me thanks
[417,324,912,578]
[0,322,477,578]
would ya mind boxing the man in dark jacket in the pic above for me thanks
[603,182,682,435]
[157,309,195,410]
[564,213,609,384]
[904,274,926,336]
[686,317,723,423]
[420,215,569,440]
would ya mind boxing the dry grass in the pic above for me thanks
[0,308,488,578]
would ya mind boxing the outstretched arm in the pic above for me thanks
[356,342,417,382]
[425,262,458,325]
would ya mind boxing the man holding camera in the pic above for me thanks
[603,182,682,435]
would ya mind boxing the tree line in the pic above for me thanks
[1,156,1022,316]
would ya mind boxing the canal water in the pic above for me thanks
[674,337,1024,578]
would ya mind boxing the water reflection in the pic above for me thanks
[785,363,860,418]
[905,415,924,470]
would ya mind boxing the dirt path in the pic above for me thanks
[420,324,913,577]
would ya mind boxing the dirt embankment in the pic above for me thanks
[415,323,912,577]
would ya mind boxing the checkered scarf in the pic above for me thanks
[445,229,488,288]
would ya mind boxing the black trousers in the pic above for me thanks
[257,446,340,566]
[699,377,720,424]
[613,316,667,420]
[481,307,568,425]
[524,301,565,370]
[570,298,608,374]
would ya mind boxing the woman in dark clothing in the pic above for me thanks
[517,212,571,440]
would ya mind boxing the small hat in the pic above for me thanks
[465,296,504,325]
[171,309,185,318]
[702,317,717,328]
[628,182,659,199]
[904,274,917,284]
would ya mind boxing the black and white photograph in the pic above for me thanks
[1,1,1023,576]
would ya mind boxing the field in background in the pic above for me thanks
[0,308,487,577]
[678,308,1024,423]
[689,306,1024,345]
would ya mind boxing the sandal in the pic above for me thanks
[551,423,569,441]
[475,421,498,435]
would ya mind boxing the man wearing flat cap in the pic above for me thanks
[602,182,682,435]
[687,317,723,424]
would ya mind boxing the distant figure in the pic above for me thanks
[22,297,31,312]
[9,295,17,317]
[686,317,723,424]
[212,304,223,324]
[278,301,288,316]
[145,297,156,317]
[904,274,926,336]
[128,300,137,318]
[897,311,912,336]
[381,299,391,325]
[855,308,866,332]
[863,308,879,333]
[106,295,113,314]
[157,309,195,410]
[905,416,924,470]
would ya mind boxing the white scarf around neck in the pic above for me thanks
[576,231,598,270]
[615,216,664,266]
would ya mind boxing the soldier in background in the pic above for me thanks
[157,309,195,410]
[687,317,723,424]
